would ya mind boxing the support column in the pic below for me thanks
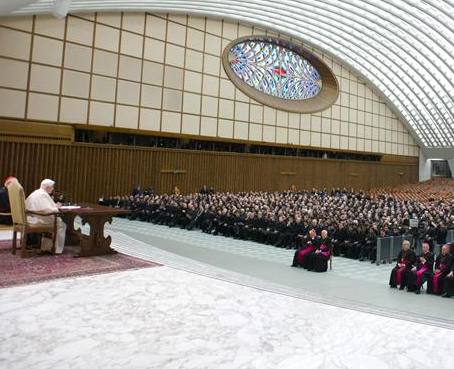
[447,159,454,178]
[419,151,431,181]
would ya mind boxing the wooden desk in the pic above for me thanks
[60,204,129,257]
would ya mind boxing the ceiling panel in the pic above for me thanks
[4,0,454,149]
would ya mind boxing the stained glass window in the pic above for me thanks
[228,40,322,100]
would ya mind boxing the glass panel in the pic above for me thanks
[228,40,322,100]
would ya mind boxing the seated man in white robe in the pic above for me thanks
[25,179,66,254]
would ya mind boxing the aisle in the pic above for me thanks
[108,218,393,284]
[105,219,454,329]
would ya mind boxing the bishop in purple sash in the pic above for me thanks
[389,240,416,290]
[427,244,453,295]
[407,241,434,294]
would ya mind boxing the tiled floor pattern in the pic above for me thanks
[107,218,394,285]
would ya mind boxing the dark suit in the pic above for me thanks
[427,254,453,294]
[407,251,434,292]
[389,249,416,289]
[0,186,11,225]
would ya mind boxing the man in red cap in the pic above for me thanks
[0,176,17,224]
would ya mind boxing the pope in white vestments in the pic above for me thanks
[25,179,66,254]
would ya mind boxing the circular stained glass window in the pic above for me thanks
[228,40,322,100]
[222,36,338,113]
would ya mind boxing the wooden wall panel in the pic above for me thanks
[0,140,419,202]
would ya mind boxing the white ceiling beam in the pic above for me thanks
[0,0,38,15]
[3,0,454,150]
[52,0,72,18]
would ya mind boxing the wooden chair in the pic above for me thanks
[7,181,58,257]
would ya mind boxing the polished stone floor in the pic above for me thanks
[1,264,454,369]
[107,218,454,327]
[1,220,454,369]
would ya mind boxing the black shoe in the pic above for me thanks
[441,293,451,298]
[390,285,397,288]
[399,286,405,290]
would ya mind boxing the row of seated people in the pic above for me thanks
[389,241,454,298]
[100,188,453,263]
[291,229,332,272]
[101,193,381,260]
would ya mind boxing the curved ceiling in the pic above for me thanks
[3,0,454,151]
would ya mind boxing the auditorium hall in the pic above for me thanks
[0,1,453,368]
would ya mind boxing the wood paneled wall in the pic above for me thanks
[0,140,419,202]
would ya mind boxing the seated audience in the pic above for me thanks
[362,226,381,263]
[291,228,319,268]
[26,179,66,254]
[173,186,181,195]
[441,247,454,298]
[131,185,142,197]
[406,240,434,294]
[389,240,416,290]
[427,244,453,295]
[302,229,332,272]
[369,178,454,203]
[103,179,453,268]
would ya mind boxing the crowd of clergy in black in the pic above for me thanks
[389,241,454,297]
[3,177,453,291]
[99,186,453,266]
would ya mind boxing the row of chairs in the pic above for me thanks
[369,178,454,203]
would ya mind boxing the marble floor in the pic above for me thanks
[106,219,454,327]
[1,266,454,369]
[1,221,454,369]
[108,218,394,283]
